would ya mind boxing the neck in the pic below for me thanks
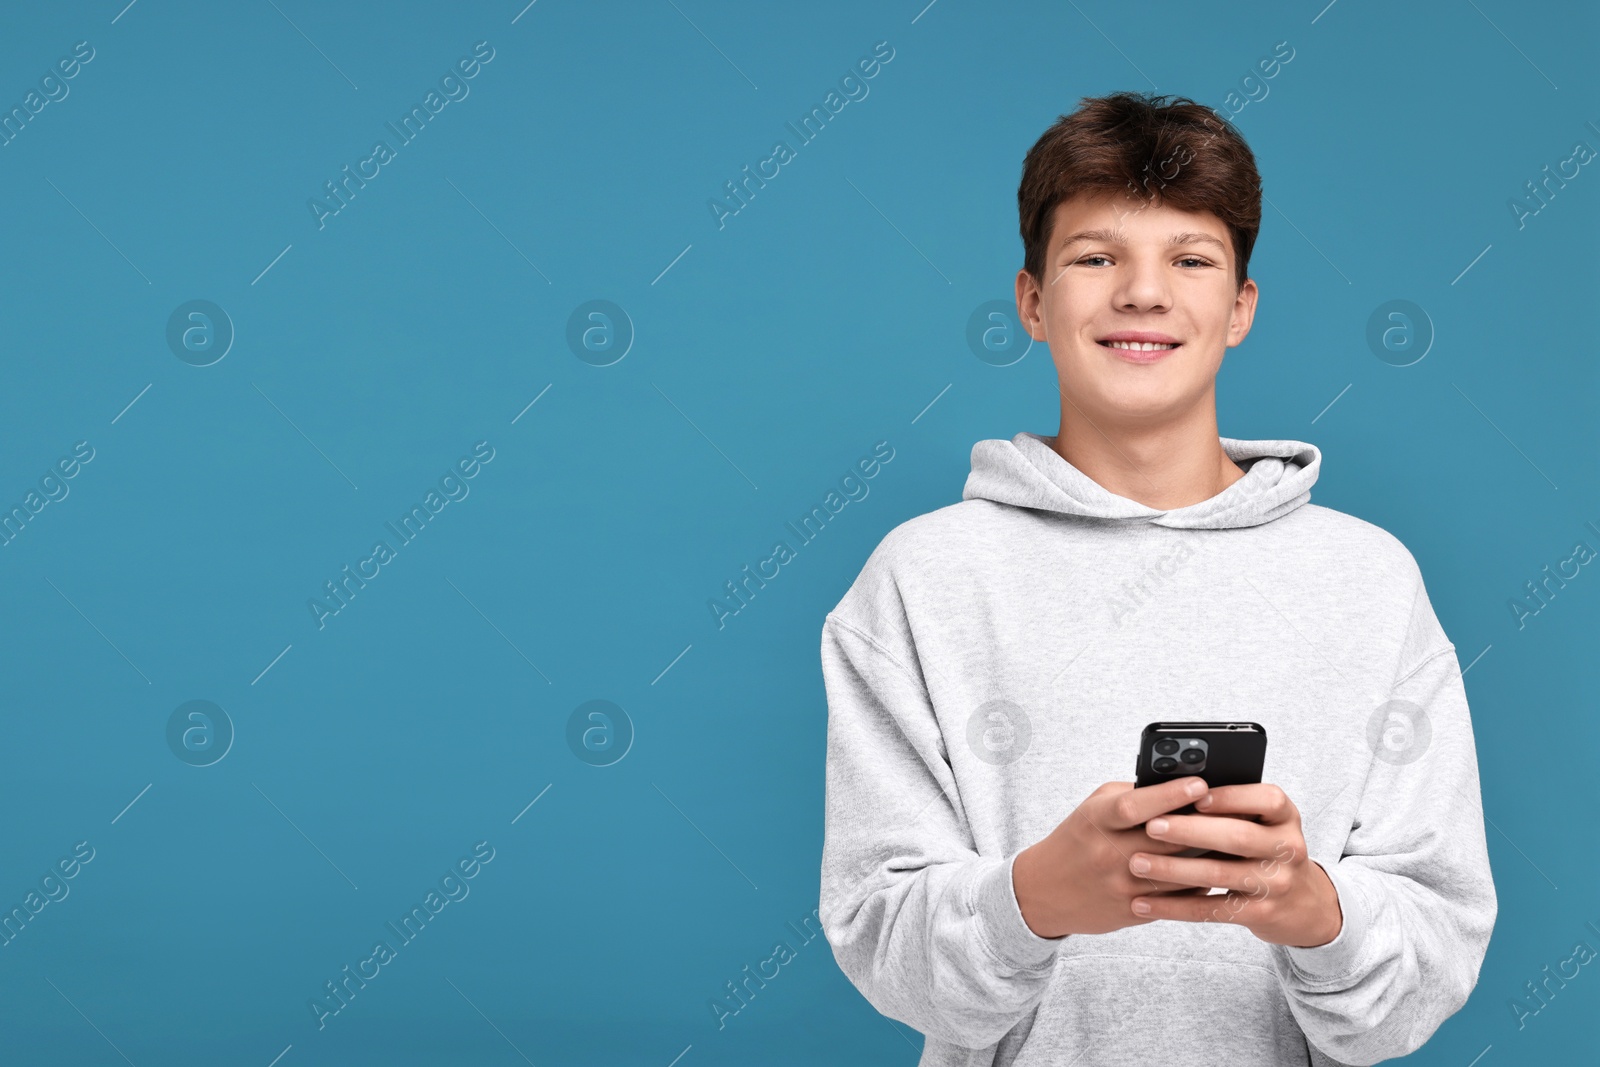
[1049,393,1246,510]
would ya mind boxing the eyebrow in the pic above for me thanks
[1059,228,1228,253]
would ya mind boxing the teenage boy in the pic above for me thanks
[818,92,1496,1066]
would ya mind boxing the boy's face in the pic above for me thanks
[1015,190,1258,429]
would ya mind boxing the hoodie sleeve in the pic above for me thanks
[818,611,1063,1050]
[1269,570,1498,1066]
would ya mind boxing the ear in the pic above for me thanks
[1015,268,1046,342]
[1227,278,1259,348]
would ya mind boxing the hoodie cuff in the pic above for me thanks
[971,852,1064,971]
[1278,860,1375,983]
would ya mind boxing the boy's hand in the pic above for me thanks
[1012,777,1218,939]
[1124,782,1344,948]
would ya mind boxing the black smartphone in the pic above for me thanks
[1134,721,1268,861]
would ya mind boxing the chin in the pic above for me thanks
[1074,379,1191,421]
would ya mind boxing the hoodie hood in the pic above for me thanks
[961,431,1320,530]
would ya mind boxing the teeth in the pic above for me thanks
[1104,341,1178,351]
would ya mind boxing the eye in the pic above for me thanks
[1177,256,1212,268]
[1077,254,1112,267]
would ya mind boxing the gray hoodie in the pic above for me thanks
[818,431,1496,1066]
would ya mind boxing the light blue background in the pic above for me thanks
[0,1,1595,1064]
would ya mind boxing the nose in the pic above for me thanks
[1112,252,1171,313]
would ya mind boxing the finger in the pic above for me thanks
[1129,851,1277,893]
[1193,783,1296,824]
[1115,821,1220,855]
[1126,887,1219,925]
[1117,852,1201,895]
[1134,875,1201,894]
[1143,813,1280,859]
[1095,776,1209,831]
[1128,833,1223,857]
[1131,889,1265,924]
[1094,828,1213,894]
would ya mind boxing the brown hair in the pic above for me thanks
[1017,91,1262,291]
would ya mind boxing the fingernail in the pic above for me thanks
[1147,818,1168,835]
[1132,899,1152,915]
[1130,855,1151,874]
[1195,794,1213,810]
[1185,779,1207,798]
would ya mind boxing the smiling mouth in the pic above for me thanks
[1097,340,1181,352]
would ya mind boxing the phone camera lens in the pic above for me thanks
[1152,756,1178,772]
[1179,748,1204,765]
[1154,739,1179,756]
